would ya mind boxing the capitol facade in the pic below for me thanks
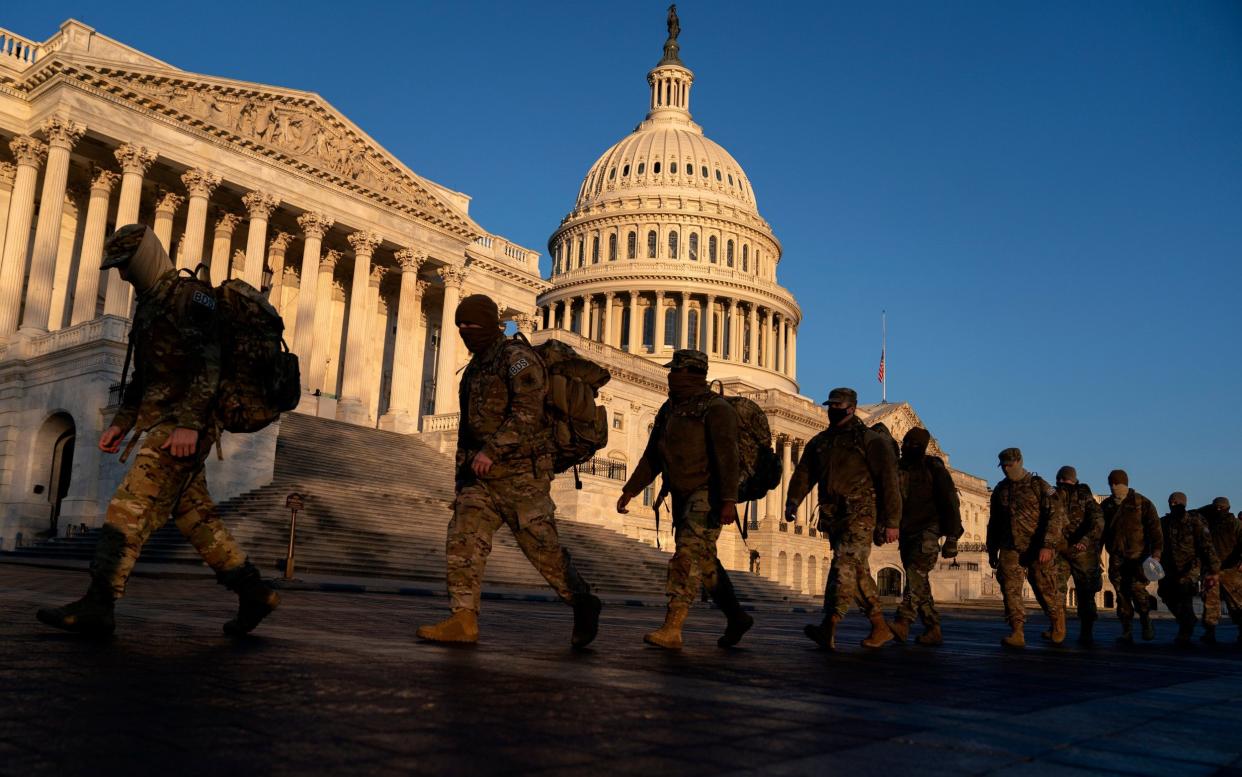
[0,16,1067,607]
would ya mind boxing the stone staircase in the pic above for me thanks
[6,413,812,605]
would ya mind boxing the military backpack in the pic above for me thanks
[520,335,611,479]
[211,277,302,433]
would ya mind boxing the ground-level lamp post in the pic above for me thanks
[284,492,305,580]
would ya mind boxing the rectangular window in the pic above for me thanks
[612,412,625,431]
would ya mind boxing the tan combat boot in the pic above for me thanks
[889,616,913,643]
[417,610,479,644]
[644,604,689,649]
[1001,620,1026,649]
[1048,611,1066,645]
[916,624,944,646]
[861,611,895,648]
[804,613,843,651]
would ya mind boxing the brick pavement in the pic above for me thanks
[2,564,1241,777]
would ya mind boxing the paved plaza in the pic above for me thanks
[2,564,1241,777]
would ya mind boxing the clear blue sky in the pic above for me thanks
[12,1,1241,501]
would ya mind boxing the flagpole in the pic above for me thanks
[882,310,887,404]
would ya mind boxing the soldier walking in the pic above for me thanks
[1197,497,1241,643]
[889,427,962,647]
[37,224,279,637]
[1049,466,1105,645]
[416,295,601,647]
[618,350,752,649]
[1101,469,1163,643]
[1158,493,1219,646]
[986,448,1065,649]
[787,388,902,651]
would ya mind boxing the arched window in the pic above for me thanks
[664,308,678,347]
[647,230,657,259]
[576,240,584,268]
[591,235,600,264]
[620,307,631,349]
[688,233,699,261]
[608,233,617,261]
[742,244,749,272]
[622,164,630,176]
[726,240,735,267]
[670,162,677,174]
[653,161,662,174]
[627,231,637,259]
[701,165,708,177]
[687,309,699,346]
[637,162,645,175]
[608,167,616,180]
[668,230,679,259]
[708,236,718,263]
[743,322,751,362]
[642,305,655,349]
[715,169,722,181]
[728,174,734,186]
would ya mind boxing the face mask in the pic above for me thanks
[460,326,501,354]
[1169,504,1186,517]
[827,407,851,426]
[1110,484,1129,501]
[668,372,706,401]
[901,444,926,463]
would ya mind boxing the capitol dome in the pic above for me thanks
[535,16,802,394]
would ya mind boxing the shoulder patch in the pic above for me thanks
[508,357,531,377]
[191,289,217,310]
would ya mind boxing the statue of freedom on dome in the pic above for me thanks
[661,5,683,64]
[667,5,681,41]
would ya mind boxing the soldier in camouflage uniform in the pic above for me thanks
[1197,497,1241,643]
[987,448,1065,649]
[787,387,902,651]
[417,294,600,647]
[619,349,751,650]
[1158,493,1219,646]
[1048,466,1105,645]
[889,427,962,647]
[1100,469,1163,643]
[37,224,278,637]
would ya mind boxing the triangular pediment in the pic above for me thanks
[15,40,483,242]
[859,401,948,460]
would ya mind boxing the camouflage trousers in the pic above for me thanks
[1158,577,1201,631]
[1202,568,1242,626]
[823,519,882,619]
[995,548,1061,626]
[896,530,941,627]
[667,490,728,606]
[92,424,247,598]
[446,473,590,613]
[1108,556,1152,624]
[1051,545,1103,623]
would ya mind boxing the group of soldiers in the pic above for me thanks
[33,226,1240,652]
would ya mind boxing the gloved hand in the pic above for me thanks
[941,537,959,559]
[784,504,797,523]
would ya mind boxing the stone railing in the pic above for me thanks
[737,387,826,425]
[422,412,460,432]
[26,316,130,358]
[0,28,43,67]
[474,235,494,249]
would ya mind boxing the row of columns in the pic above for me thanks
[763,435,816,526]
[0,118,470,430]
[540,291,797,376]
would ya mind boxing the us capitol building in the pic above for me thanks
[0,17,1039,607]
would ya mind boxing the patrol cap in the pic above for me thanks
[1213,497,1231,511]
[663,349,709,373]
[822,387,858,406]
[997,447,1023,466]
[100,223,150,270]
[1169,492,1188,506]
[1056,465,1078,483]
[1108,469,1129,486]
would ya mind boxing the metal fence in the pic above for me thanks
[577,457,627,481]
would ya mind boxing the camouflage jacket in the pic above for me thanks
[1101,489,1163,561]
[624,390,739,504]
[456,335,553,482]
[987,473,1065,554]
[1160,510,1219,583]
[1053,483,1104,550]
[898,454,963,539]
[1199,507,1241,569]
[111,270,220,435]
[786,417,902,530]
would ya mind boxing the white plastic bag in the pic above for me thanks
[1142,556,1165,582]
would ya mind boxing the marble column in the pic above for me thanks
[433,264,468,414]
[602,292,614,347]
[70,166,119,325]
[771,314,781,373]
[177,169,220,270]
[746,303,758,365]
[627,292,640,352]
[292,212,333,384]
[18,118,84,337]
[515,312,535,336]
[0,163,14,255]
[725,299,738,362]
[361,264,388,418]
[653,290,666,354]
[103,144,155,317]
[307,249,342,393]
[782,318,791,375]
[208,212,241,287]
[779,435,793,513]
[241,191,278,289]
[789,324,798,380]
[700,296,713,353]
[265,231,293,304]
[151,187,184,253]
[679,292,691,349]
[336,231,381,424]
[377,248,427,429]
[48,186,84,331]
[0,137,45,338]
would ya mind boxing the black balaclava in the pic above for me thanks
[1169,491,1188,518]
[668,370,707,402]
[455,294,503,354]
[901,427,931,464]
